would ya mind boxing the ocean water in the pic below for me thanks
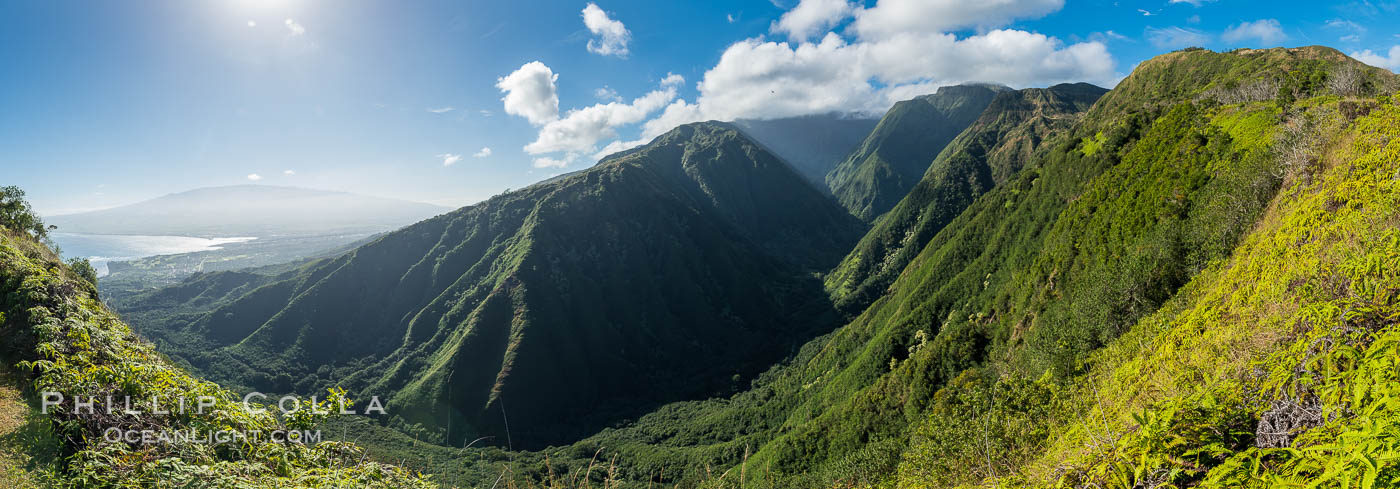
[49,233,257,276]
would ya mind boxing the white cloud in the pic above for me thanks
[285,18,305,36]
[1222,19,1287,46]
[1352,46,1400,71]
[659,73,685,86]
[283,169,296,175]
[589,98,704,160]
[427,107,455,113]
[496,61,560,126]
[772,0,855,42]
[568,0,1116,163]
[852,0,1064,40]
[248,20,256,27]
[1089,30,1131,43]
[1326,19,1366,43]
[247,173,263,181]
[594,86,622,102]
[706,0,1109,121]
[532,156,572,168]
[695,30,1114,121]
[496,65,692,164]
[1146,26,1211,48]
[1326,19,1366,32]
[640,100,704,136]
[594,139,643,161]
[473,147,493,158]
[688,35,871,121]
[588,29,1115,158]
[582,3,631,57]
[523,75,683,155]
[727,13,737,23]
[439,154,462,166]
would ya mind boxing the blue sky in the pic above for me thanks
[2,0,1397,216]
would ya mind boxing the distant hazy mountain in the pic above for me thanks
[732,114,879,188]
[120,122,863,449]
[46,185,449,237]
[826,83,1011,220]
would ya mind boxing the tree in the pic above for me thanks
[1327,65,1364,97]
[0,185,50,239]
[67,257,99,290]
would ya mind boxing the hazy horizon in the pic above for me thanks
[38,183,453,218]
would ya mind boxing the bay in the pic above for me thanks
[49,233,257,276]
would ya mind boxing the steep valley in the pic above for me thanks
[5,45,1400,489]
[116,122,864,449]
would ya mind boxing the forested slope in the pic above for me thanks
[119,122,863,450]
[513,46,1399,489]
[826,84,1011,220]
[82,46,1400,489]
[899,69,1400,489]
[0,218,429,487]
[826,82,1108,312]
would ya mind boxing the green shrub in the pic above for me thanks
[1,215,432,487]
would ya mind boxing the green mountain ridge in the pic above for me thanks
[736,47,1396,485]
[470,46,1397,488]
[825,83,1013,221]
[826,82,1109,312]
[19,45,1400,489]
[117,122,864,450]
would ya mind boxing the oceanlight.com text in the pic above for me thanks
[103,428,323,445]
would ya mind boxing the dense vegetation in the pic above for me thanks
[218,46,1398,489]
[826,82,1108,313]
[825,84,1011,221]
[463,46,1395,488]
[117,122,863,450]
[898,80,1400,489]
[1,187,53,241]
[779,48,1392,488]
[2,186,97,294]
[1,206,431,487]
[17,45,1399,489]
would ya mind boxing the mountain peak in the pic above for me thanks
[650,120,740,144]
[1091,45,1398,119]
[931,82,1013,96]
[161,184,350,196]
[46,185,448,237]
[123,119,861,449]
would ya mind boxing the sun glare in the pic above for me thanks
[223,0,301,17]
